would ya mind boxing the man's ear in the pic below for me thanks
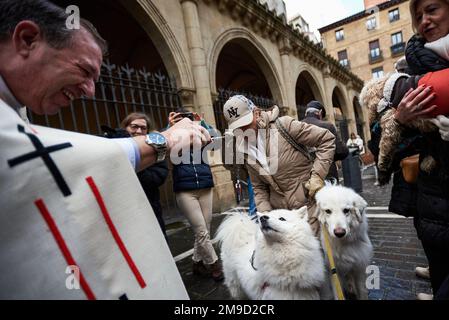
[12,21,43,57]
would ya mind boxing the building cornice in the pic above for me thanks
[201,0,363,91]
[318,0,408,33]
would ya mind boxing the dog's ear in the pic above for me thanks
[352,195,368,223]
[294,206,308,219]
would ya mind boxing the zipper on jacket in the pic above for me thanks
[193,164,200,187]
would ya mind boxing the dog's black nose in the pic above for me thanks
[334,228,346,238]
[259,215,269,222]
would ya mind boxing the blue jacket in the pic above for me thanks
[171,120,215,193]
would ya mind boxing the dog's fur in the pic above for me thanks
[315,184,373,300]
[215,207,325,300]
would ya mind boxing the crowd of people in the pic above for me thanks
[0,0,448,300]
[360,0,449,300]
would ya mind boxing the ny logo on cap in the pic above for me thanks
[227,107,240,118]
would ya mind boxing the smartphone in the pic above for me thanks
[179,112,194,121]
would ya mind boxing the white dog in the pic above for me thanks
[215,207,325,300]
[315,184,373,300]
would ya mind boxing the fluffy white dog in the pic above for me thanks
[215,207,325,300]
[315,184,373,300]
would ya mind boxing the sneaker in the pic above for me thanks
[417,293,433,300]
[415,266,430,280]
[208,260,224,282]
[192,261,211,277]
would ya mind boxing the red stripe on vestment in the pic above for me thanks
[35,199,96,300]
[86,176,147,289]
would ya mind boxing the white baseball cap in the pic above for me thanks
[223,95,256,131]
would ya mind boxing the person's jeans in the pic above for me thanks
[247,177,257,216]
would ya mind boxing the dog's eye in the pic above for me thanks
[325,209,332,214]
[343,208,350,214]
[279,217,286,221]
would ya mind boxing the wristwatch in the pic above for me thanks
[145,132,168,162]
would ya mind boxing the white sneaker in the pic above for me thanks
[417,293,433,300]
[415,266,430,279]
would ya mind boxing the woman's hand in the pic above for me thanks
[394,85,437,124]
[168,112,181,127]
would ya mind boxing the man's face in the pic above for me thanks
[26,28,102,115]
[416,0,449,42]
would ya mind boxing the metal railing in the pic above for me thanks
[391,42,406,56]
[369,50,383,64]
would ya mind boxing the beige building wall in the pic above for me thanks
[321,0,414,82]
[125,0,368,212]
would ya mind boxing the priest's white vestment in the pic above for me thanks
[0,99,189,299]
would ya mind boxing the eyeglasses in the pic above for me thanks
[128,124,148,132]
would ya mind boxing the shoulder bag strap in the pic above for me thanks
[275,118,313,162]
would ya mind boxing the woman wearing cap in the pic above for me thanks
[389,0,449,300]
[223,95,335,235]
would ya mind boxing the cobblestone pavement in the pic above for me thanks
[166,171,431,300]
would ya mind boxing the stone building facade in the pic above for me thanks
[319,0,414,82]
[34,0,368,217]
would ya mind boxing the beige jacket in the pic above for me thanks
[246,106,335,213]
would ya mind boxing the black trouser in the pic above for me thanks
[422,242,449,299]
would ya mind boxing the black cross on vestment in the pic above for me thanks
[7,125,73,197]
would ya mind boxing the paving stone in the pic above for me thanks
[368,289,385,300]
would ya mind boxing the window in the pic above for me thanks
[369,40,380,58]
[391,31,405,55]
[338,50,349,68]
[366,16,376,30]
[389,8,400,22]
[391,31,403,45]
[335,29,344,41]
[372,67,384,79]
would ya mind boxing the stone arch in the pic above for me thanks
[53,0,193,88]
[294,67,325,119]
[332,84,352,118]
[121,0,195,88]
[208,28,285,105]
[332,85,351,142]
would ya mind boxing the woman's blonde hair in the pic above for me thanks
[409,0,449,34]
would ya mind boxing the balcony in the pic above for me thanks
[391,42,406,56]
[369,50,383,64]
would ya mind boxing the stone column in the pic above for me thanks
[322,65,336,124]
[180,0,235,213]
[279,38,297,118]
[180,0,216,127]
